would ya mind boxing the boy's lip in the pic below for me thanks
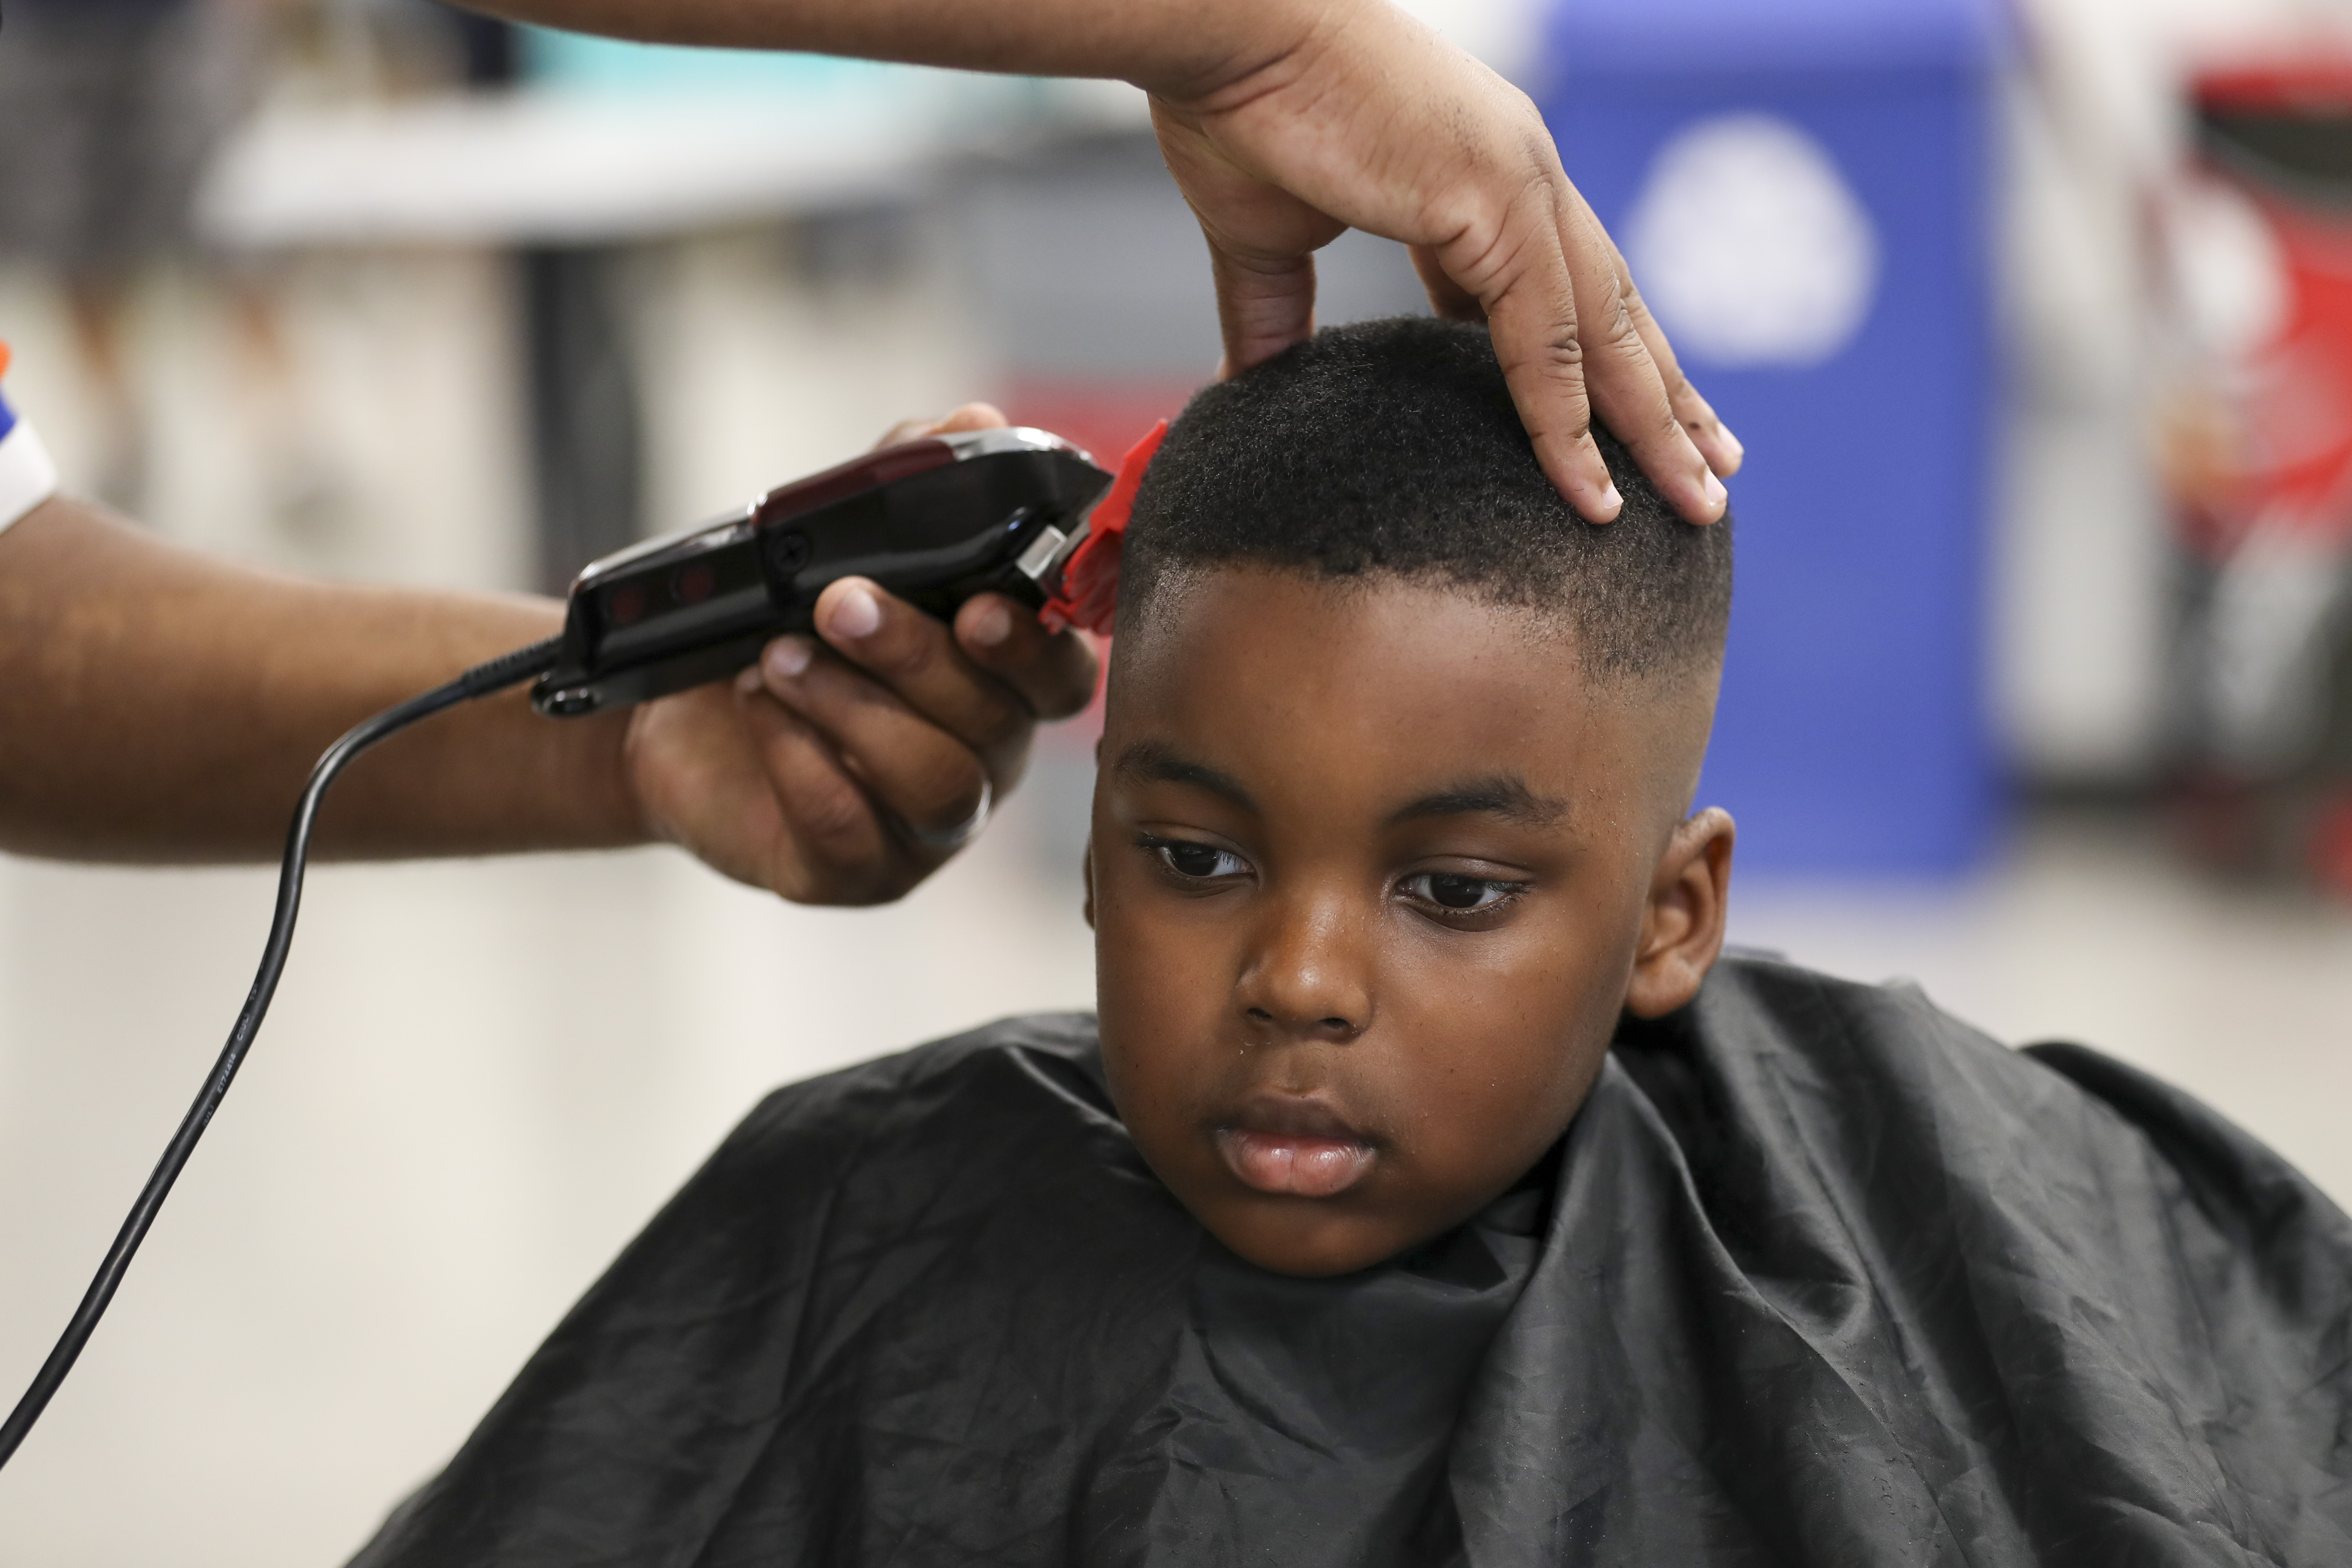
[1213,1094,1378,1198]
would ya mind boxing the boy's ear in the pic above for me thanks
[1084,735,1103,930]
[1082,836,1096,930]
[1625,808,1735,1019]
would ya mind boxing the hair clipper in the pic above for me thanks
[532,427,1114,718]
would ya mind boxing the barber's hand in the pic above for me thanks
[1146,2,1742,525]
[618,404,1098,905]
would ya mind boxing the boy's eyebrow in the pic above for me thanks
[1387,775,1569,830]
[1113,740,1257,812]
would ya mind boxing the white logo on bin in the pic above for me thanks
[1627,113,1880,368]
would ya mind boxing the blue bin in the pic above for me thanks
[1539,0,2005,875]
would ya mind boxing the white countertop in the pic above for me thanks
[199,78,1152,248]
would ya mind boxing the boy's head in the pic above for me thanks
[1084,316,1736,1277]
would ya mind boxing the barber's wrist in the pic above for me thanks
[566,704,657,848]
[472,610,650,852]
[373,597,649,856]
[1126,0,1342,106]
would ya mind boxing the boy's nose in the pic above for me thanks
[1235,894,1372,1042]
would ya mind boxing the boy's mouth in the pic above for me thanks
[1213,1096,1378,1198]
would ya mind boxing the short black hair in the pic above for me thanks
[1119,316,1732,681]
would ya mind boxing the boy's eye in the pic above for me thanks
[1147,838,1250,882]
[1401,872,1519,913]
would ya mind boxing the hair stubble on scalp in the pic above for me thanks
[1113,316,1733,686]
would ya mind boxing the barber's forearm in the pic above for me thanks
[464,0,1326,101]
[0,498,644,863]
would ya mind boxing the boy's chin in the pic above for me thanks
[1197,1198,1450,1279]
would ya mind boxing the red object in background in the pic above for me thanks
[2312,793,2352,895]
[2188,60,2352,559]
[2197,60,2352,116]
[2169,61,2352,897]
[1004,377,1197,473]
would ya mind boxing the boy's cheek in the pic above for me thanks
[1409,1037,1610,1193]
[1093,873,1213,1011]
[1367,934,1630,1169]
[1093,886,1234,1111]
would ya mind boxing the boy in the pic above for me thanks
[355,319,2352,1565]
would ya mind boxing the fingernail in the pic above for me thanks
[968,601,1013,647]
[766,637,814,680]
[829,584,882,640]
[734,665,764,696]
[1704,472,1728,514]
[1599,482,1624,520]
[1722,426,1746,462]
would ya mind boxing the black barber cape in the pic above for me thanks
[353,955,2352,1566]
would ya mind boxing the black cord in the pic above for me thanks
[0,635,564,1472]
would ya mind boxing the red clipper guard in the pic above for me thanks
[1041,420,1167,635]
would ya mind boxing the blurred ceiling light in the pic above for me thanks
[197,94,941,248]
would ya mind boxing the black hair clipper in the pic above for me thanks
[532,427,1113,717]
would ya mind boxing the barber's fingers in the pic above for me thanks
[731,686,930,902]
[622,681,921,906]
[1544,198,1736,514]
[1452,162,1718,524]
[1412,156,1730,523]
[872,401,1008,452]
[1207,245,1322,382]
[1602,242,1743,480]
[1427,197,1732,519]
[800,576,1091,772]
[749,643,994,852]
[1188,180,1342,381]
[1409,244,1486,322]
[953,593,1099,722]
[1153,97,1347,378]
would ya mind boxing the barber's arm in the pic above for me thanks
[474,0,1741,525]
[0,405,1093,904]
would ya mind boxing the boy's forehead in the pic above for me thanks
[1118,564,1558,663]
[1112,568,1565,703]
[1109,734,1575,830]
[1104,568,1669,816]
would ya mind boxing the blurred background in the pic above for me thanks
[3,0,2352,1559]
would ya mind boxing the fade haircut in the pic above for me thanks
[1117,316,1732,681]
